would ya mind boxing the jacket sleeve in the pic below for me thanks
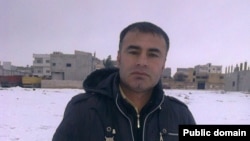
[166,96,196,125]
[52,94,89,141]
[185,107,196,124]
[52,99,77,141]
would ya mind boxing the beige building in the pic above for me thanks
[164,63,224,90]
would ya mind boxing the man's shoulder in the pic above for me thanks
[69,92,110,108]
[162,95,196,125]
[63,92,103,114]
[70,93,93,104]
[69,92,103,105]
[164,95,188,108]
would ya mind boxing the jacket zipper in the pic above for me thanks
[160,132,163,141]
[116,93,165,141]
[137,114,140,128]
[142,95,165,141]
[115,94,135,141]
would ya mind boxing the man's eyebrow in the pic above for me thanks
[126,45,162,54]
[148,48,161,53]
[126,45,141,50]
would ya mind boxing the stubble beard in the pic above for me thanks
[130,78,150,93]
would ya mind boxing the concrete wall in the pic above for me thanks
[41,80,83,89]
[224,70,250,92]
[50,51,93,81]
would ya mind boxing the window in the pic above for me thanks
[66,63,71,67]
[46,60,50,63]
[36,58,43,63]
[52,63,56,66]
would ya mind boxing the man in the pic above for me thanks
[52,21,196,141]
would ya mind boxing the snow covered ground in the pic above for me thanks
[0,87,250,141]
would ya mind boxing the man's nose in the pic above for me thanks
[136,54,148,67]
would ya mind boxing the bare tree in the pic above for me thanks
[103,55,114,68]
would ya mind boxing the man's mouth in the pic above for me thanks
[131,71,149,77]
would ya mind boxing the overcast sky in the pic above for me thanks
[1,0,249,73]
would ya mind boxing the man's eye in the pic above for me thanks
[128,51,139,55]
[148,53,159,57]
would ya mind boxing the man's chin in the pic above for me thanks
[130,83,148,92]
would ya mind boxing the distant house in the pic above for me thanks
[32,50,108,88]
[0,62,32,87]
[32,54,51,77]
[193,63,224,89]
[0,61,31,76]
[166,63,224,90]
[92,54,104,70]
[194,63,222,74]
[162,67,171,78]
[50,50,94,81]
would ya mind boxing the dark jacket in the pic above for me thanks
[52,68,196,141]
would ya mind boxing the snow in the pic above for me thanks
[0,87,250,141]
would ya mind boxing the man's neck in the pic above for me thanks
[119,84,152,112]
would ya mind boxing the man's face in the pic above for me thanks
[117,31,167,93]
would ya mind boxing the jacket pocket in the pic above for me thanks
[164,132,179,141]
[163,132,179,141]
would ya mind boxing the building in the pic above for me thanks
[32,54,51,77]
[194,63,222,74]
[168,68,196,89]
[224,61,250,92]
[167,63,224,90]
[3,62,11,70]
[205,73,224,90]
[161,68,172,89]
[0,62,32,87]
[15,66,32,76]
[0,61,31,76]
[175,68,195,82]
[162,67,171,78]
[194,63,223,89]
[92,52,104,70]
[50,50,94,81]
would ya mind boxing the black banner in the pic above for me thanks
[179,125,250,140]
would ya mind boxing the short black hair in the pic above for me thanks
[119,21,170,52]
